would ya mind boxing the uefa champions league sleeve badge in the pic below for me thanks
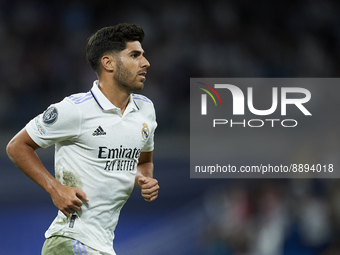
[42,106,59,125]
[142,122,149,140]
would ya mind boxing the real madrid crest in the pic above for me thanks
[142,122,149,140]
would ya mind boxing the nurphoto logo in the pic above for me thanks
[197,82,312,128]
[190,78,338,179]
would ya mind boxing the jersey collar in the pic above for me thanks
[90,80,139,112]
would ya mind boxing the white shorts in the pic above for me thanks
[41,236,102,255]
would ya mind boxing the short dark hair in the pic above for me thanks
[86,23,145,75]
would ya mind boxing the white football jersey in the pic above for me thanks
[26,80,157,255]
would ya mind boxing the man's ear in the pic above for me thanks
[101,55,116,73]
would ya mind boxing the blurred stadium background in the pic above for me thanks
[1,0,340,254]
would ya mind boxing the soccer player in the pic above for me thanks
[6,23,159,255]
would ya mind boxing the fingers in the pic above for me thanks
[139,178,156,189]
[60,197,82,217]
[63,208,74,217]
[52,186,89,217]
[141,182,159,194]
[142,189,159,202]
[141,179,159,202]
[62,210,70,217]
[137,176,149,187]
[62,207,79,217]
[67,189,87,210]
[75,188,89,202]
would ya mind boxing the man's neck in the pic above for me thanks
[97,78,130,114]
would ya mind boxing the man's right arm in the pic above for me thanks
[6,128,88,217]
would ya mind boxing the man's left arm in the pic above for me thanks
[135,151,159,202]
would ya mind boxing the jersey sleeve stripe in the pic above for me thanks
[131,94,151,103]
[69,93,93,104]
[74,96,93,104]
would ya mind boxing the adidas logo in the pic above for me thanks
[92,126,106,136]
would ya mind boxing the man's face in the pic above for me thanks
[113,41,150,94]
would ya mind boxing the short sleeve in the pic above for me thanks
[141,104,157,152]
[26,98,81,148]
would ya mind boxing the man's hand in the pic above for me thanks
[136,176,159,202]
[50,184,89,217]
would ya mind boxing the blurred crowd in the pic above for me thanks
[1,0,340,133]
[201,179,340,255]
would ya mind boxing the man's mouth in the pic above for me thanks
[138,71,147,79]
